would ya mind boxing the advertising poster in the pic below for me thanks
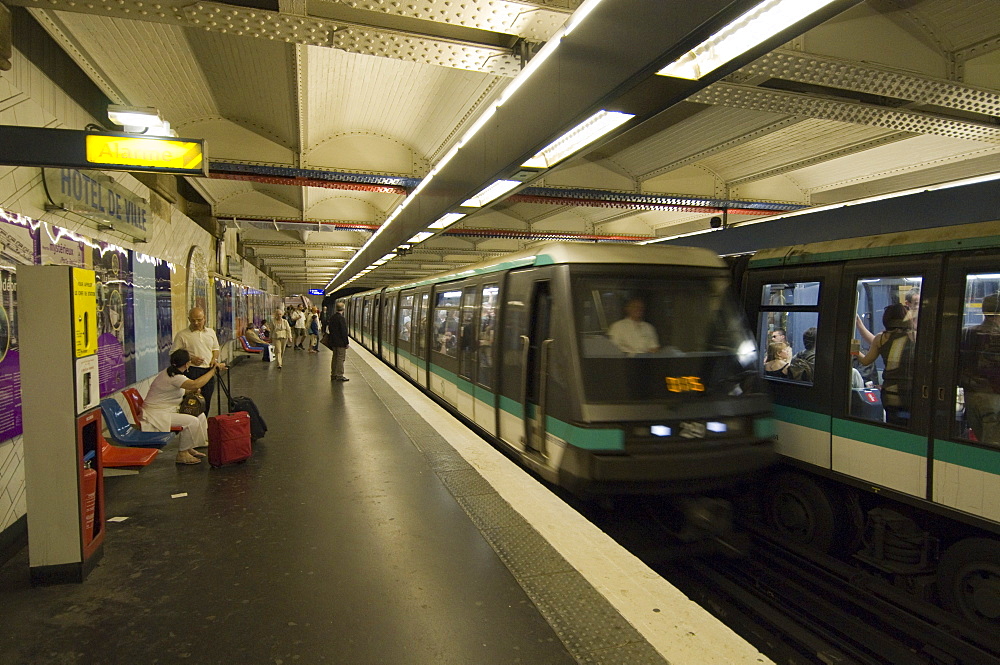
[92,243,133,396]
[132,253,159,381]
[40,225,87,267]
[0,267,21,443]
[215,278,233,347]
[156,260,172,369]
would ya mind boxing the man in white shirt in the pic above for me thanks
[172,307,224,410]
[292,306,306,350]
[608,298,660,355]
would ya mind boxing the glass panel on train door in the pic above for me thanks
[458,287,478,381]
[955,273,1000,446]
[478,284,498,389]
[759,281,820,385]
[415,292,429,358]
[397,294,413,351]
[850,276,921,427]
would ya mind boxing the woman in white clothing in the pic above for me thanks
[142,349,221,464]
[270,308,291,368]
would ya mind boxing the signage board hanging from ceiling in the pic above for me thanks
[0,126,208,176]
[43,169,150,242]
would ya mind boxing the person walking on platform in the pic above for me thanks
[308,310,320,353]
[270,307,291,369]
[292,305,307,350]
[143,349,221,464]
[172,307,224,411]
[325,301,349,381]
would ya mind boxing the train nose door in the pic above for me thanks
[522,281,553,459]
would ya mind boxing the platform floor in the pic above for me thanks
[0,344,768,665]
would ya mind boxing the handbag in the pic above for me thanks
[321,333,335,351]
[178,391,206,417]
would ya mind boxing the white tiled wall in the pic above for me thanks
[0,46,282,536]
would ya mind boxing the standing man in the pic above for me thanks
[172,307,224,410]
[292,305,307,350]
[325,301,350,381]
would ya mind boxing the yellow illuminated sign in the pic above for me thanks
[666,376,705,393]
[72,267,98,358]
[85,135,204,172]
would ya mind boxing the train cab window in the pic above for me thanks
[955,275,1000,446]
[572,273,756,403]
[478,284,498,389]
[398,295,413,344]
[433,290,461,357]
[759,282,820,385]
[458,287,478,380]
[850,276,921,427]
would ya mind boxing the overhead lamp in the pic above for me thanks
[408,231,434,244]
[462,180,521,208]
[656,0,839,80]
[107,105,176,136]
[522,110,635,169]
[428,213,466,230]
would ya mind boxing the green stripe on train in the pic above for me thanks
[832,419,927,456]
[934,439,1000,475]
[774,404,831,431]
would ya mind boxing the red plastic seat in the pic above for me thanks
[122,387,182,433]
[101,435,158,467]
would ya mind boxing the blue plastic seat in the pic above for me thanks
[100,399,174,449]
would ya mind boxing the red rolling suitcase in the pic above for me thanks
[208,411,252,467]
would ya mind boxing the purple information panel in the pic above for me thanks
[0,268,21,442]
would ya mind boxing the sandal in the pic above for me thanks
[189,449,207,458]
[175,454,202,465]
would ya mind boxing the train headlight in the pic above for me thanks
[737,340,757,367]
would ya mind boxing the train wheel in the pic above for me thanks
[937,538,1000,627]
[764,472,838,553]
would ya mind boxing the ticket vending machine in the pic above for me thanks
[20,265,104,584]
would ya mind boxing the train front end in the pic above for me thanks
[549,260,776,496]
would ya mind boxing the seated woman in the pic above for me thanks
[141,349,223,465]
[245,325,267,347]
[763,341,792,377]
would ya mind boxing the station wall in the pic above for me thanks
[0,40,283,559]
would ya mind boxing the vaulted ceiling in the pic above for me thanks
[13,0,1000,293]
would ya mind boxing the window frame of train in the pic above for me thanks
[382,289,396,363]
[396,291,415,358]
[413,289,431,377]
[477,282,500,391]
[429,282,465,373]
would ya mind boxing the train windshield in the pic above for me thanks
[573,272,757,403]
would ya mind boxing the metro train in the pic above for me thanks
[346,242,776,505]
[738,219,1000,627]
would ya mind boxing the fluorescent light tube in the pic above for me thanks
[657,0,839,80]
[408,232,434,244]
[522,110,635,169]
[462,180,521,208]
[428,213,466,230]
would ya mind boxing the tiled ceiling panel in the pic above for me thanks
[787,134,1000,193]
[304,46,502,159]
[699,119,900,182]
[52,12,217,121]
[611,106,793,180]
[186,32,298,149]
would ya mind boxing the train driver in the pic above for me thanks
[608,297,660,355]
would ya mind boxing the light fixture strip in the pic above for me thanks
[657,0,839,80]
[462,180,521,208]
[428,213,466,230]
[408,231,434,244]
[522,110,635,169]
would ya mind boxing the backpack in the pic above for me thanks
[880,330,915,407]
[787,348,815,383]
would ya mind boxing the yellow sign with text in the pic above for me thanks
[72,267,98,358]
[85,135,204,173]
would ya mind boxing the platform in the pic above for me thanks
[0,344,769,664]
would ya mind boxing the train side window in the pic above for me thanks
[851,276,921,427]
[398,295,413,344]
[415,293,429,358]
[955,274,1000,446]
[458,287,479,380]
[434,289,461,357]
[759,281,820,385]
[478,284,498,389]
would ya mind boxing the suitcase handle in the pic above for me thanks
[216,366,232,414]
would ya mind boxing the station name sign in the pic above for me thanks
[0,125,207,176]
[308,289,324,295]
[43,169,150,241]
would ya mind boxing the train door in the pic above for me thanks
[381,291,395,363]
[413,290,430,386]
[836,258,941,500]
[373,293,382,357]
[397,292,415,376]
[932,255,1000,522]
[746,265,839,470]
[429,285,463,407]
[455,284,480,420]
[498,268,554,458]
[473,282,500,435]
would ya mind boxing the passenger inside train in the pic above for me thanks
[959,290,1000,444]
